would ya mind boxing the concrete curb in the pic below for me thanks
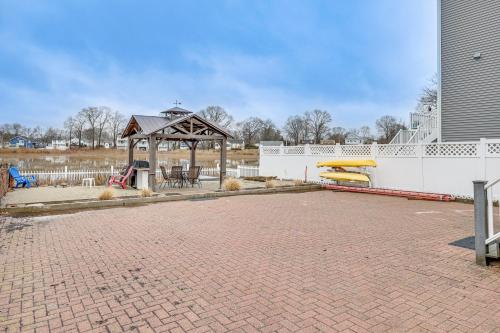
[1,184,323,215]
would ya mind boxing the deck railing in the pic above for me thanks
[390,111,438,144]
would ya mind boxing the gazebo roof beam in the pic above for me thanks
[171,125,190,134]
[129,133,225,141]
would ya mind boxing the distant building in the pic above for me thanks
[136,139,149,151]
[8,136,33,148]
[214,139,245,151]
[320,139,336,145]
[46,140,68,150]
[116,139,128,149]
[228,139,244,150]
[344,133,363,145]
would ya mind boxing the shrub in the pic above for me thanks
[293,179,304,186]
[223,178,241,191]
[98,188,114,200]
[140,188,153,197]
[265,180,277,188]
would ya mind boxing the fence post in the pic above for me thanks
[335,143,341,157]
[473,180,488,266]
[111,165,114,176]
[236,166,241,178]
[64,166,68,182]
[304,144,311,155]
[371,142,377,158]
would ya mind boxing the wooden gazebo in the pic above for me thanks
[121,107,233,189]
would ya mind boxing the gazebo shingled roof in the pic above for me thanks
[121,108,233,190]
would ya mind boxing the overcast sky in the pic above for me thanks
[0,0,437,129]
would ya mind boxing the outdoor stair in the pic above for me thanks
[390,111,438,144]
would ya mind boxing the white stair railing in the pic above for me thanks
[389,129,416,144]
[485,179,500,245]
[390,111,437,145]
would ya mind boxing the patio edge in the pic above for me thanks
[1,184,323,215]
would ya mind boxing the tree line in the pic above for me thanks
[0,108,407,148]
[202,106,406,145]
[1,77,436,148]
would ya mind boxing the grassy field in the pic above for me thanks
[0,147,258,159]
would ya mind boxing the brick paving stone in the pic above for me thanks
[1,191,500,332]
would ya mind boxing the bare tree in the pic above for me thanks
[198,106,234,128]
[308,110,332,144]
[329,126,346,144]
[417,74,437,113]
[109,110,127,148]
[64,116,75,148]
[259,119,281,141]
[375,115,406,143]
[236,117,263,146]
[303,111,312,142]
[74,112,87,147]
[42,127,62,145]
[81,107,101,149]
[96,106,111,148]
[283,115,305,145]
[359,125,372,142]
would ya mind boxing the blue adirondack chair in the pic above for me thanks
[8,167,38,188]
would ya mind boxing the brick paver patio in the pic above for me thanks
[1,191,499,332]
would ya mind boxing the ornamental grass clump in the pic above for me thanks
[223,178,241,191]
[293,179,304,186]
[98,188,114,200]
[140,188,153,197]
[265,179,277,188]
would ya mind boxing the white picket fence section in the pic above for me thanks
[259,139,500,199]
[19,165,259,185]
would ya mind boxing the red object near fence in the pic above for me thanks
[108,165,133,189]
[324,184,455,202]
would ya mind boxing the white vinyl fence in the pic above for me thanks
[19,165,259,186]
[259,139,500,199]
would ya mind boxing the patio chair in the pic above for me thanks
[108,165,133,189]
[8,167,38,188]
[186,166,202,188]
[159,165,173,189]
[169,166,184,188]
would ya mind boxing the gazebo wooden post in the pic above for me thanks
[128,137,134,165]
[148,134,157,190]
[127,137,134,186]
[190,141,198,168]
[219,137,227,188]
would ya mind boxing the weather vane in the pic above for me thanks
[173,100,182,107]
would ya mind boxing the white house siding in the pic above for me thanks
[440,0,500,141]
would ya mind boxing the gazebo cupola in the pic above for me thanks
[160,107,193,121]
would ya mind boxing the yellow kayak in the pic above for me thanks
[319,172,370,182]
[316,159,377,168]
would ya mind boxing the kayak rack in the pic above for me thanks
[324,184,455,202]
